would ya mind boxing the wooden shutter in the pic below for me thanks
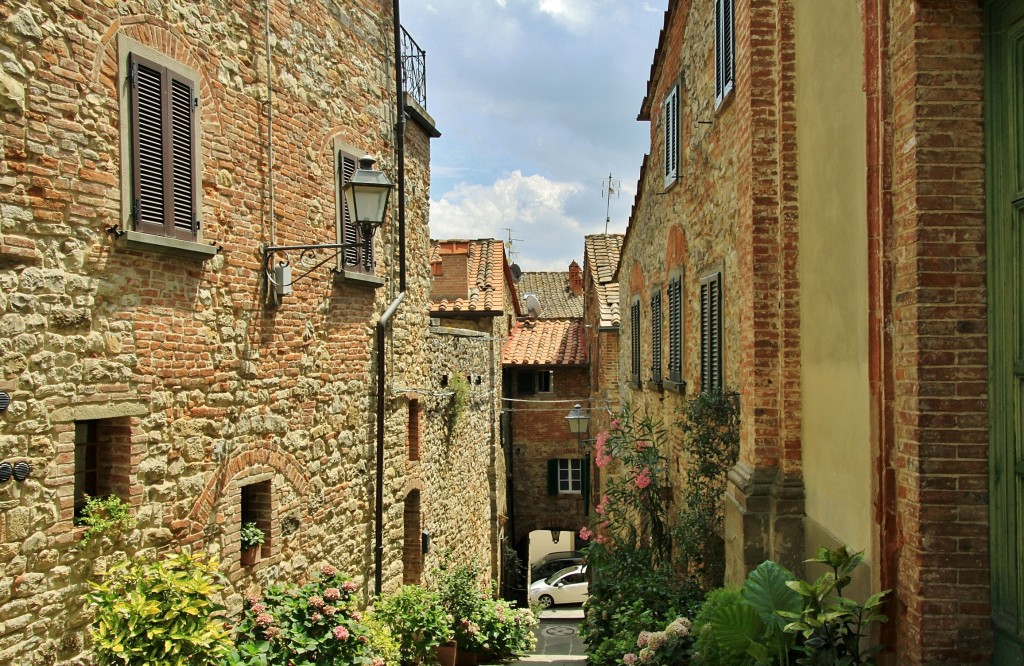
[700,272,722,392]
[716,0,735,104]
[547,459,559,496]
[668,276,682,383]
[339,153,360,267]
[130,54,197,241]
[582,454,591,516]
[663,86,678,184]
[651,290,662,384]
[631,300,641,384]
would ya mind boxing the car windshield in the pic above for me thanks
[544,566,579,585]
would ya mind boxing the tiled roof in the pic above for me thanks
[430,239,518,314]
[585,234,623,284]
[502,319,587,366]
[517,272,583,319]
[584,234,623,328]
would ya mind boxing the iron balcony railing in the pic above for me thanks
[401,26,427,109]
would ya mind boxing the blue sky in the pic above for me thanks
[401,0,667,271]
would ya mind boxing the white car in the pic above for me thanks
[529,565,589,608]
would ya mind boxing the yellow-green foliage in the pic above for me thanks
[87,550,232,665]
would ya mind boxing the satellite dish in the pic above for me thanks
[510,263,523,282]
[524,293,542,319]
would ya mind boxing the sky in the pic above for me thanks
[400,0,668,271]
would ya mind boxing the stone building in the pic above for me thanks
[620,0,1004,662]
[502,267,588,553]
[582,235,622,461]
[0,1,502,662]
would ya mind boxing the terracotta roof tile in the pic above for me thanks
[584,234,623,285]
[502,319,587,366]
[517,272,584,319]
[595,283,620,328]
[430,239,515,314]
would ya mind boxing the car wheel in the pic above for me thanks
[538,594,554,608]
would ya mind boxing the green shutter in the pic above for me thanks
[547,459,559,496]
[582,453,591,517]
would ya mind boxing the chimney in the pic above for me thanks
[568,260,583,296]
[431,242,470,301]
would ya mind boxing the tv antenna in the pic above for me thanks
[502,227,523,264]
[602,173,620,233]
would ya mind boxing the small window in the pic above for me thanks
[700,271,723,392]
[536,370,553,393]
[630,299,641,386]
[336,142,374,275]
[668,274,684,384]
[557,459,582,494]
[650,289,663,385]
[715,0,735,107]
[74,419,131,518]
[663,85,679,186]
[241,481,272,559]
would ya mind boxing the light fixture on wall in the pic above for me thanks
[566,403,590,451]
[549,529,561,544]
[262,156,393,298]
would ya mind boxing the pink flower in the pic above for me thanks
[245,594,262,607]
[250,603,266,615]
[635,467,652,489]
[637,632,650,648]
[312,612,323,622]
[324,587,341,602]
[611,418,621,430]
[255,613,273,628]
[342,580,357,593]
[264,626,281,640]
[635,440,652,451]
[594,432,613,468]
[308,595,325,609]
[320,564,337,577]
[579,526,593,541]
[372,658,386,666]
[596,495,609,516]
[324,605,338,616]
[624,653,638,665]
[351,610,362,621]
[333,625,350,640]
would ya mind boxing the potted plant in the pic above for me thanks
[240,522,265,566]
[372,585,453,664]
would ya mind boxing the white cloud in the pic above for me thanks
[430,171,587,270]
[536,0,596,31]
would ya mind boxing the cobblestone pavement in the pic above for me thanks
[483,606,586,666]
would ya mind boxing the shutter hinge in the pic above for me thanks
[132,198,140,221]
[193,96,198,111]
[129,63,137,88]
[195,219,200,231]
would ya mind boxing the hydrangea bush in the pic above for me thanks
[233,565,372,665]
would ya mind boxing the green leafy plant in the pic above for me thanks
[86,549,232,665]
[676,388,740,588]
[711,560,803,665]
[691,588,749,665]
[240,522,266,550]
[448,374,470,427]
[76,494,136,546]
[364,615,402,666]
[234,564,370,666]
[431,560,490,653]
[372,585,453,664]
[621,616,694,665]
[780,546,889,665]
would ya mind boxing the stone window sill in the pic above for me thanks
[120,230,218,260]
[333,270,385,288]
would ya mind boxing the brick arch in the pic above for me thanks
[186,446,310,529]
[90,16,225,133]
[629,263,645,295]
[513,515,588,548]
[666,224,687,268]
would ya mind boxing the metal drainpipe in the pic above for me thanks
[374,0,407,596]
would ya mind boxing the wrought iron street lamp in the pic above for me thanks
[263,156,393,297]
[566,403,590,451]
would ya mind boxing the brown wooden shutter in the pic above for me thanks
[651,289,662,384]
[668,276,682,383]
[338,152,374,273]
[700,272,722,392]
[631,300,641,384]
[168,71,198,240]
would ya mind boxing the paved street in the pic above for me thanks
[483,606,586,666]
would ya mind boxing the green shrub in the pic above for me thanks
[234,564,370,666]
[86,549,232,665]
[373,585,453,665]
[239,522,265,550]
[691,588,748,665]
[76,494,136,546]
[476,596,537,660]
[364,615,402,666]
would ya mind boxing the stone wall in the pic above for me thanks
[0,1,500,663]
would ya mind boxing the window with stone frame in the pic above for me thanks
[700,270,723,392]
[74,419,132,519]
[240,480,272,559]
[715,0,735,107]
[650,287,663,385]
[408,399,421,462]
[667,273,684,385]
[121,37,201,241]
[335,141,375,275]
[664,85,679,187]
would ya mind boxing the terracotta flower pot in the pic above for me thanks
[435,641,457,666]
[240,545,260,566]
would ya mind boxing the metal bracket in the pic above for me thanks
[262,239,372,296]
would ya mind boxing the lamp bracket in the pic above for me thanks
[262,240,371,292]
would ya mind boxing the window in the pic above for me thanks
[536,370,553,393]
[650,289,663,385]
[336,142,374,275]
[700,271,723,392]
[630,299,641,386]
[548,458,582,494]
[668,275,683,384]
[517,370,553,394]
[664,85,679,186]
[241,480,272,559]
[123,41,200,241]
[715,0,735,106]
[408,399,420,462]
[74,419,132,518]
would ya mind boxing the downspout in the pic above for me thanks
[375,0,407,596]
